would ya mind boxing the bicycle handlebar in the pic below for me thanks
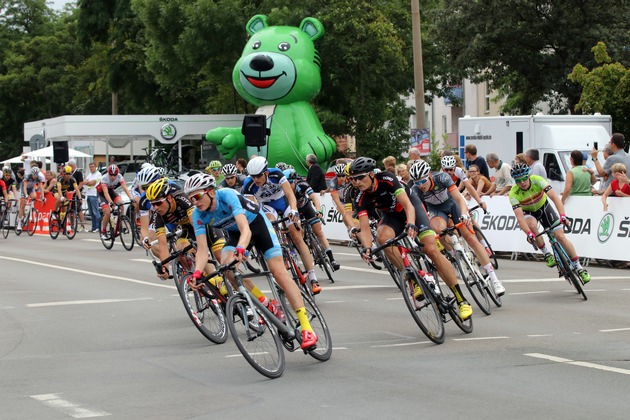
[468,204,488,214]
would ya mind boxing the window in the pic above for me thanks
[543,153,563,181]
[485,83,491,113]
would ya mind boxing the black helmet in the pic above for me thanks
[348,157,376,176]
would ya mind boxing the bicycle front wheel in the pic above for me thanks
[556,246,587,301]
[118,215,135,251]
[300,292,332,361]
[475,225,498,269]
[100,223,115,250]
[27,208,39,236]
[310,232,335,282]
[15,213,25,236]
[49,214,60,240]
[400,270,444,344]
[226,294,285,379]
[65,209,78,239]
[453,250,491,315]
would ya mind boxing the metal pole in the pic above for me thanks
[411,0,426,130]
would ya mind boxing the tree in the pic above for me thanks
[428,0,630,114]
[569,42,630,137]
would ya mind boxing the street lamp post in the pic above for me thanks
[411,0,426,130]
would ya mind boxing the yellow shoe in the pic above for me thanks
[209,275,227,297]
[413,283,424,300]
[458,302,473,320]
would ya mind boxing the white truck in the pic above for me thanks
[457,114,613,191]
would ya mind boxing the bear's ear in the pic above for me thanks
[299,17,324,41]
[246,15,269,35]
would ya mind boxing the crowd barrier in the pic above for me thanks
[318,194,630,262]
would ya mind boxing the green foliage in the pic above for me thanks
[569,42,630,137]
[425,132,448,171]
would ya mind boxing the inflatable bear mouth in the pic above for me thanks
[243,71,288,89]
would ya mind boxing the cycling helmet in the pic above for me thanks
[3,166,12,174]
[283,168,298,183]
[409,160,431,180]
[30,167,40,176]
[334,163,347,176]
[184,173,216,195]
[157,167,167,177]
[221,163,238,176]
[208,160,222,170]
[344,163,352,176]
[441,156,456,169]
[510,163,531,179]
[145,177,171,201]
[373,168,381,174]
[348,157,376,176]
[64,165,73,174]
[140,162,154,170]
[107,164,119,176]
[247,156,268,176]
[275,162,288,171]
[136,166,162,187]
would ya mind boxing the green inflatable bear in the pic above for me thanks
[205,15,336,175]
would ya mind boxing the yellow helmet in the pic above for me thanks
[64,165,73,174]
[344,163,352,176]
[145,177,171,201]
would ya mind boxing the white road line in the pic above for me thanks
[0,256,175,291]
[452,336,509,341]
[527,334,553,337]
[525,353,630,376]
[27,297,154,308]
[509,291,551,296]
[339,266,391,275]
[130,259,153,263]
[371,341,432,348]
[599,327,630,333]
[30,393,111,418]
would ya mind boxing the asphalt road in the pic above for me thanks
[1,232,629,419]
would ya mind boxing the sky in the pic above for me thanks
[49,0,74,11]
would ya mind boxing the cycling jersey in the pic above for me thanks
[21,172,45,195]
[2,176,16,191]
[97,174,125,196]
[445,167,468,186]
[355,172,406,217]
[508,175,551,212]
[56,175,79,194]
[149,192,195,237]
[241,168,289,213]
[292,178,314,209]
[416,172,458,206]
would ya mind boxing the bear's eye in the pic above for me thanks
[278,42,290,52]
[252,41,261,50]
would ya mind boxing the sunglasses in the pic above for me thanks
[514,176,529,183]
[224,176,236,180]
[188,191,206,203]
[337,174,347,178]
[443,168,455,172]
[414,178,429,186]
[150,198,168,207]
[350,174,368,181]
[251,173,265,179]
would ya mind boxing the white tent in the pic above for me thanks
[1,155,24,164]
[26,146,92,159]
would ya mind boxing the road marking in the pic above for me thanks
[600,327,630,333]
[0,256,175,291]
[525,353,630,376]
[527,334,553,337]
[30,393,111,418]
[371,341,432,348]
[27,297,154,308]
[453,336,509,341]
[130,259,153,263]
[339,266,391,275]
[509,291,551,295]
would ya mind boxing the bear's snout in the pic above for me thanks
[249,54,274,72]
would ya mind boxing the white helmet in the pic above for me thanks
[409,160,431,180]
[441,156,456,169]
[141,162,154,170]
[184,173,216,195]
[136,166,162,187]
[157,167,167,176]
[30,167,40,176]
[221,163,239,176]
[333,164,346,176]
[247,157,268,176]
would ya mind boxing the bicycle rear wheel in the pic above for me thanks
[453,250,491,315]
[400,270,444,344]
[285,250,313,300]
[118,215,135,251]
[310,231,335,282]
[27,208,39,236]
[226,294,285,379]
[2,207,11,238]
[49,213,60,239]
[100,222,115,250]
[173,262,228,344]
[474,225,498,269]
[556,246,587,300]
[65,209,78,239]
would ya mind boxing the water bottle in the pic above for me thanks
[421,270,440,296]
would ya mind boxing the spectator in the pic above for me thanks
[514,153,527,165]
[83,162,103,232]
[396,163,411,184]
[464,144,490,178]
[591,144,614,195]
[236,157,248,175]
[408,147,421,163]
[67,158,86,232]
[382,156,397,174]
[602,163,630,211]
[525,148,547,178]
[591,133,630,192]
[485,152,514,196]
[305,154,327,192]
[561,150,595,204]
[466,164,494,197]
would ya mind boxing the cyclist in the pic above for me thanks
[217,163,246,190]
[184,172,318,350]
[2,166,19,200]
[144,177,224,279]
[409,160,505,297]
[96,164,133,240]
[242,157,323,294]
[440,156,487,212]
[508,163,591,283]
[350,157,473,320]
[52,166,82,214]
[205,160,223,184]
[329,163,358,235]
[16,166,45,232]
[275,162,289,171]
[285,168,340,271]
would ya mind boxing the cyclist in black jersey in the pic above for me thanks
[350,157,473,320]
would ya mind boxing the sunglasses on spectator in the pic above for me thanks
[414,178,429,186]
[150,198,168,207]
[189,191,206,203]
[349,174,368,181]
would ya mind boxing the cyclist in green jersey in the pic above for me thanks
[508,163,591,283]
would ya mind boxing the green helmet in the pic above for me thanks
[208,160,222,170]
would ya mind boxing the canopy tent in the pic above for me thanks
[1,155,24,164]
[25,146,92,159]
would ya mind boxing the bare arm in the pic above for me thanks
[561,170,574,204]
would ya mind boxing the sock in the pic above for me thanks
[484,263,494,273]
[325,249,335,261]
[250,285,265,301]
[540,245,549,255]
[308,269,317,282]
[571,256,583,270]
[450,284,466,304]
[295,307,313,332]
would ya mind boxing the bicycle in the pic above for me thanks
[301,215,335,282]
[152,230,228,344]
[271,217,314,299]
[15,196,42,236]
[436,221,494,315]
[49,194,79,240]
[469,204,499,269]
[1,199,16,238]
[370,230,473,344]
[200,254,332,378]
[351,219,401,290]
[127,204,143,246]
[100,203,134,251]
[532,220,587,300]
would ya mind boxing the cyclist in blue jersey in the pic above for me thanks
[185,173,318,350]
